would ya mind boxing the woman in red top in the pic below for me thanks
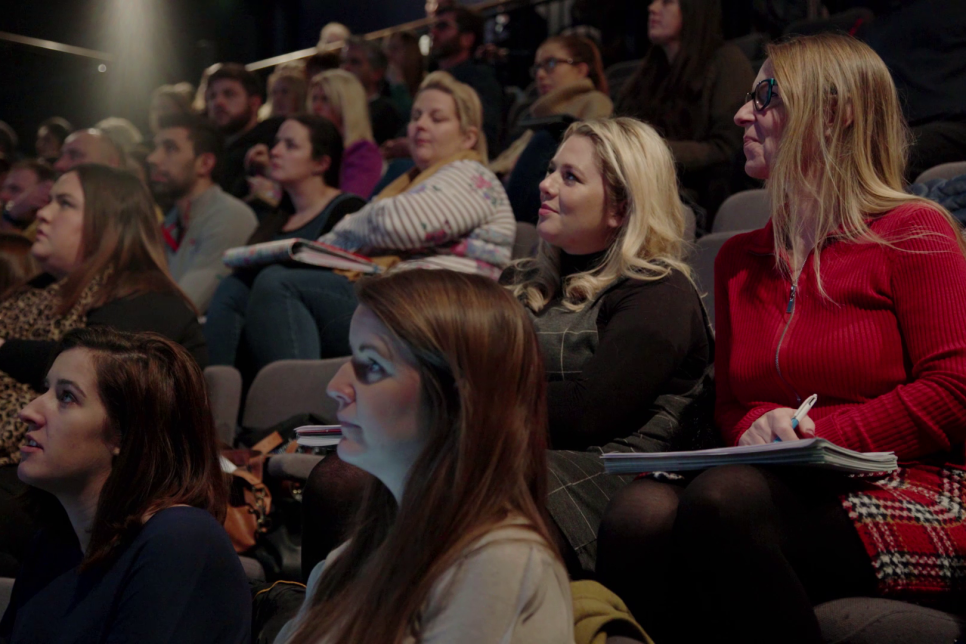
[596,33,966,644]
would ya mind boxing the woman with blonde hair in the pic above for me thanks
[275,269,573,644]
[266,66,308,119]
[231,71,512,371]
[309,69,382,199]
[598,33,966,644]
[502,117,713,572]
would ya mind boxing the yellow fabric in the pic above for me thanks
[571,580,653,644]
[373,150,483,201]
[21,220,38,242]
[334,255,402,282]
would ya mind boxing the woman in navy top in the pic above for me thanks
[0,327,250,644]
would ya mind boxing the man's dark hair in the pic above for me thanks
[38,117,73,146]
[346,35,388,72]
[207,62,264,101]
[12,158,56,184]
[440,6,485,52]
[157,113,225,176]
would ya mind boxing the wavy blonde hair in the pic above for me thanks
[417,71,487,161]
[766,33,966,288]
[309,69,374,147]
[510,117,692,313]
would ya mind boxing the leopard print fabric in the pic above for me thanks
[0,276,103,466]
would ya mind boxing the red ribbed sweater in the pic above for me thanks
[714,204,966,460]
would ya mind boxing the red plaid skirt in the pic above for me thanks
[842,464,966,599]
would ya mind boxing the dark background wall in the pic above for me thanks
[0,0,429,157]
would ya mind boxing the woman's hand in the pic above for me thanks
[738,408,816,445]
[244,144,270,175]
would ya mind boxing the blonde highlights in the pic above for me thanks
[417,71,487,161]
[309,69,375,146]
[511,117,692,312]
[765,33,966,287]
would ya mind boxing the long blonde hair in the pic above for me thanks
[287,269,556,644]
[510,117,692,313]
[766,33,966,287]
[309,69,374,146]
[417,71,487,161]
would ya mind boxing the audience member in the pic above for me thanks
[318,22,351,50]
[341,37,404,145]
[0,160,56,240]
[147,113,257,312]
[206,63,284,199]
[266,65,308,119]
[0,234,38,297]
[53,129,124,174]
[231,72,514,371]
[615,0,753,220]
[193,62,222,114]
[94,117,144,155]
[35,117,73,164]
[0,165,206,573]
[0,327,250,642]
[502,118,711,572]
[429,5,503,154]
[275,269,573,644]
[598,34,966,644]
[148,82,195,134]
[860,0,966,182]
[0,122,18,162]
[492,35,612,179]
[308,69,383,199]
[384,31,425,120]
[205,115,366,366]
[304,50,341,81]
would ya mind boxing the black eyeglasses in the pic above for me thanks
[530,57,577,77]
[745,78,779,111]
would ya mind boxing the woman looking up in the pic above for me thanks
[598,34,966,644]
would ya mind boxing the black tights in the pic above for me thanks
[596,465,877,644]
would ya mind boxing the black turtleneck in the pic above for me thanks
[503,258,711,450]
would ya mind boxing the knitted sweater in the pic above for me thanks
[319,159,516,279]
[714,204,966,460]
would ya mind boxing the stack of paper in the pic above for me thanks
[601,438,897,475]
[295,425,344,448]
[222,239,382,274]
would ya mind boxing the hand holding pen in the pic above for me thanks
[738,394,818,446]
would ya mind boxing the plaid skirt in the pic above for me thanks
[546,449,633,573]
[843,463,966,600]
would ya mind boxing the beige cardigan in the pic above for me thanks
[490,79,613,176]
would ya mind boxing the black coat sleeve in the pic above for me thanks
[0,340,59,390]
[546,272,710,450]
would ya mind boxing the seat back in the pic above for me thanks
[242,357,350,430]
[915,160,966,184]
[513,222,540,259]
[712,189,771,233]
[203,366,243,445]
[689,231,744,327]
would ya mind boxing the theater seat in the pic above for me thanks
[816,597,966,643]
[712,189,770,233]
[242,358,349,430]
[604,60,642,101]
[689,231,744,327]
[915,160,966,185]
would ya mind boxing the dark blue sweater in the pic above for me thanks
[0,507,250,644]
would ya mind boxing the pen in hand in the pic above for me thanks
[774,394,818,442]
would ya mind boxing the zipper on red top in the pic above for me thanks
[775,281,802,405]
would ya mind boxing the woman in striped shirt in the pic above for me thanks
[238,71,515,370]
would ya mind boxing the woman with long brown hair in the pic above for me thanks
[0,164,205,573]
[615,0,753,218]
[276,269,573,644]
[0,327,249,642]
